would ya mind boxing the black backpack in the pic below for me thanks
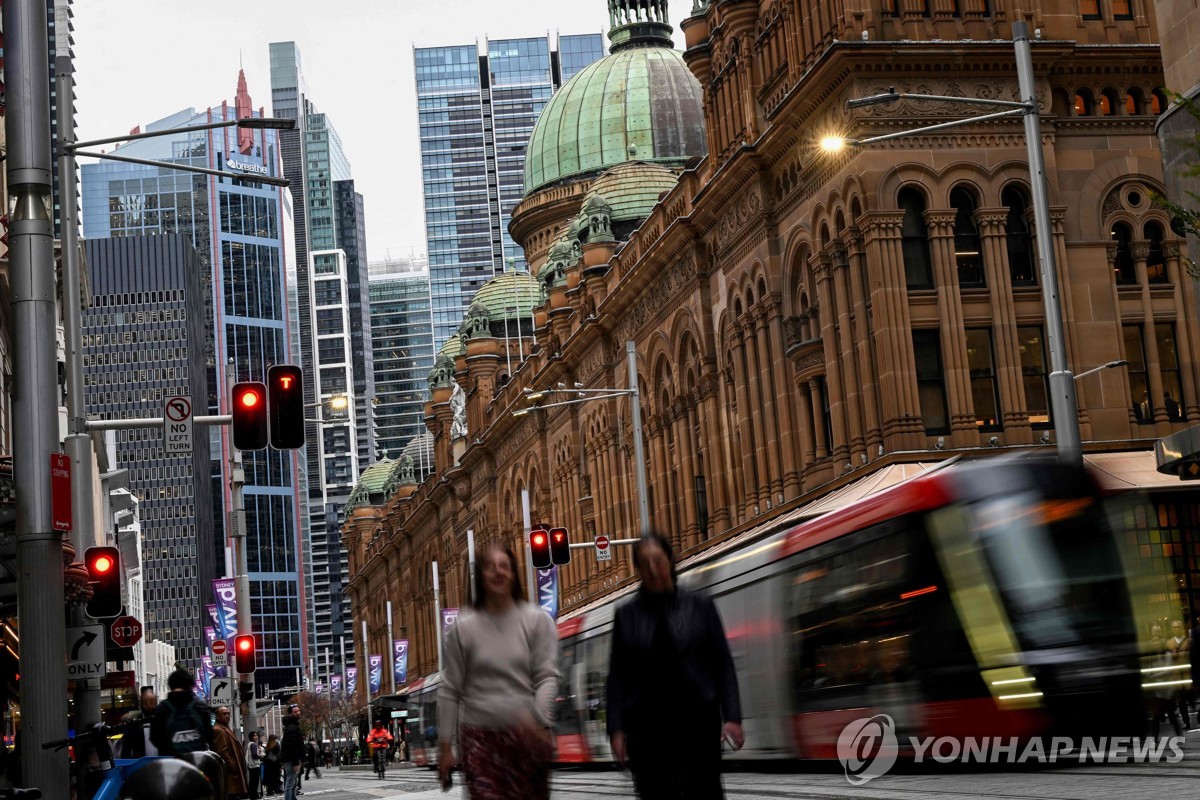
[163,698,209,753]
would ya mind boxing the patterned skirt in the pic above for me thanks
[459,723,552,800]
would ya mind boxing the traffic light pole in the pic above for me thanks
[227,364,257,739]
[6,0,69,792]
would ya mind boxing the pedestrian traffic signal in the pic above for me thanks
[549,527,571,565]
[268,365,305,450]
[84,546,122,618]
[234,634,256,673]
[232,382,269,451]
[530,527,552,570]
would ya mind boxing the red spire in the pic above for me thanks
[235,69,253,154]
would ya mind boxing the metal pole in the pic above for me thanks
[521,490,536,604]
[386,601,395,695]
[467,529,476,607]
[626,342,651,534]
[432,561,443,671]
[227,362,256,738]
[362,619,373,732]
[7,0,69,791]
[1013,22,1082,466]
[57,49,103,738]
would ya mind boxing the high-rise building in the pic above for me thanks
[270,42,375,671]
[50,0,76,237]
[81,235,217,669]
[414,33,606,349]
[80,73,306,690]
[369,256,435,461]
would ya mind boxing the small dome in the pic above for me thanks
[401,432,435,470]
[345,457,395,513]
[469,271,541,323]
[437,333,465,361]
[585,161,679,225]
[523,46,705,195]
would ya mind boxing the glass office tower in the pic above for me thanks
[414,32,605,349]
[80,73,306,690]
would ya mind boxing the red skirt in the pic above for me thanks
[459,723,552,800]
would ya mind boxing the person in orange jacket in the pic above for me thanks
[367,722,394,779]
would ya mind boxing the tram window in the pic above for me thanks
[555,643,583,734]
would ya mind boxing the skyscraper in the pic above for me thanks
[80,73,306,689]
[369,257,435,461]
[81,236,217,668]
[414,32,606,349]
[270,42,374,671]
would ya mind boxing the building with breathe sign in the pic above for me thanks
[81,235,217,667]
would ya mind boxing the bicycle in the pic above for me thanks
[372,745,388,779]
[41,721,215,800]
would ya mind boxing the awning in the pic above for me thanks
[1084,450,1193,492]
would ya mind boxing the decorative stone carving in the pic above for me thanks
[582,194,615,242]
[398,454,416,486]
[427,353,456,390]
[450,383,468,441]
[462,300,492,340]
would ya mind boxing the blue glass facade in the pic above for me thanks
[81,102,306,691]
[415,33,605,349]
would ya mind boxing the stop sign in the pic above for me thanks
[212,639,227,657]
[111,615,143,648]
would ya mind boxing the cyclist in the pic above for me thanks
[366,722,393,779]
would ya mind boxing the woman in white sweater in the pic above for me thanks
[438,543,559,799]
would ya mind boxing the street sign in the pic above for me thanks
[390,710,408,719]
[211,638,228,668]
[110,615,143,648]
[164,395,193,454]
[595,534,611,562]
[66,624,107,679]
[209,676,235,705]
[50,453,72,532]
[100,670,137,690]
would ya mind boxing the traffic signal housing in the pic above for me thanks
[234,634,256,674]
[84,546,122,618]
[530,527,551,570]
[232,382,269,451]
[549,527,571,565]
[268,365,305,449]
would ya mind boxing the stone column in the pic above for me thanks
[926,209,976,447]
[740,316,774,509]
[751,306,785,502]
[845,230,883,454]
[1133,241,1169,428]
[830,243,865,460]
[809,379,829,459]
[764,299,802,496]
[978,209,1032,443]
[1050,210,1092,436]
[795,373,817,469]
[1166,241,1200,422]
[728,329,760,518]
[675,399,700,544]
[813,253,849,462]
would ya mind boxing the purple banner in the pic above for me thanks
[205,606,221,631]
[200,654,214,699]
[346,666,358,696]
[441,608,460,638]
[393,640,409,687]
[194,675,206,699]
[314,682,324,695]
[536,566,558,619]
[330,674,342,696]
[211,578,238,639]
[368,654,383,696]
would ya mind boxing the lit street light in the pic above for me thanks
[834,22,1083,466]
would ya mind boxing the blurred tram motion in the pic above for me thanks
[403,459,1148,764]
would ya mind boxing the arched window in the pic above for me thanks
[1145,221,1167,283]
[1151,90,1167,115]
[950,186,984,287]
[1003,185,1036,286]
[1125,88,1143,116]
[1074,88,1094,116]
[1111,222,1135,284]
[898,187,933,289]
[1100,88,1120,116]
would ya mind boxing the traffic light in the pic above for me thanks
[549,527,571,565]
[84,546,122,618]
[530,527,551,570]
[268,365,305,450]
[234,634,256,673]
[232,382,269,451]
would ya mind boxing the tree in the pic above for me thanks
[290,691,331,741]
[1154,93,1200,279]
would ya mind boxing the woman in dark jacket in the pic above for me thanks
[262,734,282,795]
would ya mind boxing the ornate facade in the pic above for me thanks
[344,0,1197,696]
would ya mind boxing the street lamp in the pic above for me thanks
[1074,360,1130,382]
[516,341,650,534]
[831,22,1083,466]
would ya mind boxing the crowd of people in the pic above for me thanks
[1145,617,1199,737]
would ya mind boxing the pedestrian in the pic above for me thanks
[212,706,250,799]
[304,738,322,780]
[119,686,159,758]
[280,704,305,800]
[607,531,744,800]
[437,542,558,799]
[1167,619,1193,727]
[262,733,282,795]
[245,730,263,799]
[150,668,215,756]
[367,721,393,778]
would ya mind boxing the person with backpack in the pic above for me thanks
[151,668,214,756]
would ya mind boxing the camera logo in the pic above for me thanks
[837,714,899,785]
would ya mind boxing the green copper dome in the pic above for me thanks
[523,46,705,195]
[345,457,395,513]
[470,271,542,322]
[585,161,680,224]
[437,333,465,361]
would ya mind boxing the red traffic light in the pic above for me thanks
[234,633,256,673]
[92,554,115,573]
[239,389,262,408]
[549,526,571,566]
[237,637,252,653]
[268,365,305,450]
[532,532,546,547]
[232,382,269,451]
[84,546,122,618]
[530,528,551,570]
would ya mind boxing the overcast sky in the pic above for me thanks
[73,0,695,262]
